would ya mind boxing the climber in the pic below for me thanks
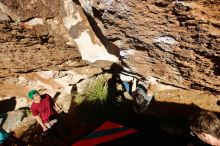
[0,127,27,146]
[122,77,155,113]
[189,110,220,146]
[28,90,62,136]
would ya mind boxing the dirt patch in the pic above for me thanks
[7,84,220,145]
[157,89,220,112]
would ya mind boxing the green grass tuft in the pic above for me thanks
[84,75,108,104]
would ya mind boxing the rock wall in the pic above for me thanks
[0,22,81,75]
[0,0,219,141]
[0,0,118,77]
[83,0,220,93]
[0,0,219,112]
[0,0,118,112]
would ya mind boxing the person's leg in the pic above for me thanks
[44,122,52,129]
[136,86,153,104]
[43,118,58,137]
[132,86,153,113]
[47,114,70,138]
[146,83,154,97]
[44,118,58,129]
[122,81,131,93]
[55,114,71,137]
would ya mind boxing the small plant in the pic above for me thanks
[84,75,108,104]
[74,94,85,105]
[25,108,31,115]
[74,74,124,121]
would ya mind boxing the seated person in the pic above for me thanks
[28,90,61,135]
[189,110,220,146]
[122,78,154,113]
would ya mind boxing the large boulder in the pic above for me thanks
[0,110,26,132]
[80,0,220,93]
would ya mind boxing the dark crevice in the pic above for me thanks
[193,50,220,76]
[212,23,220,29]
[191,83,220,95]
[21,17,38,23]
[155,1,172,7]
[83,8,120,58]
[212,56,220,76]
[72,0,80,5]
[108,37,122,42]
[92,7,104,22]
[40,36,49,44]
[15,68,38,73]
[133,44,149,51]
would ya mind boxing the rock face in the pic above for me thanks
[0,0,118,77]
[0,0,219,111]
[83,0,220,93]
[0,0,120,115]
[0,0,219,143]
[0,22,81,76]
[0,0,83,75]
[0,0,60,21]
[0,110,26,132]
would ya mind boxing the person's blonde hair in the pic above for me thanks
[189,111,220,139]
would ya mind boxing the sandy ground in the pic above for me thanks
[0,80,219,115]
[0,80,219,146]
[156,89,220,113]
